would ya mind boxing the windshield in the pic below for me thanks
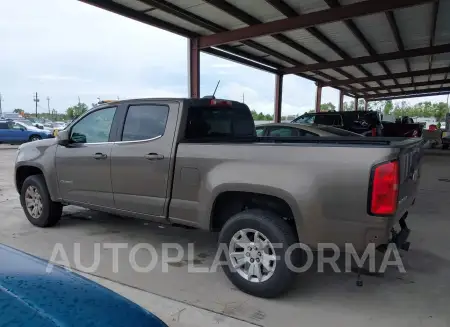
[292,114,315,124]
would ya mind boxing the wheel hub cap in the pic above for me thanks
[229,229,277,283]
[24,186,43,219]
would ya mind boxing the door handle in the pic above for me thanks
[93,152,107,160]
[144,153,164,160]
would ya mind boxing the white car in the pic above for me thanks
[14,120,49,133]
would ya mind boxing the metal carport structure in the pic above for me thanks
[80,0,450,120]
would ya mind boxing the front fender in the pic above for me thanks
[15,139,60,201]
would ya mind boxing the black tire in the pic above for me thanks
[20,175,62,227]
[29,135,42,142]
[219,209,298,298]
[443,144,449,150]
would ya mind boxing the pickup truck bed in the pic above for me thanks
[14,98,424,298]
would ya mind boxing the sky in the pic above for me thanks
[1,0,449,116]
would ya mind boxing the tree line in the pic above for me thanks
[253,100,449,122]
[12,102,89,121]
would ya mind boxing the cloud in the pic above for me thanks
[0,0,444,115]
[28,74,90,82]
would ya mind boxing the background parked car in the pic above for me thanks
[0,243,168,327]
[0,120,53,144]
[256,122,364,137]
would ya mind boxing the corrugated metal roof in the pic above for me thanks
[409,56,430,71]
[430,73,447,81]
[282,30,342,61]
[282,0,331,14]
[112,0,152,11]
[182,2,247,30]
[352,13,398,53]
[435,0,450,45]
[165,0,204,10]
[360,62,389,76]
[225,0,285,23]
[340,66,366,78]
[316,21,369,57]
[395,3,433,50]
[83,0,450,100]
[147,10,213,35]
[414,75,429,83]
[252,36,318,65]
[385,59,408,74]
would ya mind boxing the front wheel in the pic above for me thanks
[218,209,299,298]
[29,135,42,142]
[20,175,62,227]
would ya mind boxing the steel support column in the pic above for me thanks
[364,99,368,111]
[274,74,283,122]
[339,91,344,111]
[315,83,322,112]
[354,97,359,111]
[188,38,200,98]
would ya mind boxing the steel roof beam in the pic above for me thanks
[385,11,413,87]
[368,88,450,101]
[197,0,432,48]
[284,43,450,74]
[363,79,450,92]
[265,0,381,92]
[324,67,450,86]
[138,0,362,92]
[202,0,360,85]
[201,0,365,94]
[80,0,198,37]
[427,1,440,82]
[323,0,404,89]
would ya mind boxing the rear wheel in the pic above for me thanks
[443,144,449,150]
[219,209,298,298]
[20,175,62,227]
[29,135,42,142]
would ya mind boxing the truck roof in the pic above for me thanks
[94,97,245,108]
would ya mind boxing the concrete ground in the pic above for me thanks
[1,145,450,326]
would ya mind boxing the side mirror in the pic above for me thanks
[57,130,70,146]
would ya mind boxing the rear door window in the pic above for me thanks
[121,104,169,142]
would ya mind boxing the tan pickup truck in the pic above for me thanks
[15,98,423,297]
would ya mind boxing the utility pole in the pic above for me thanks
[33,92,39,118]
[78,96,81,105]
[0,93,3,117]
[46,96,51,116]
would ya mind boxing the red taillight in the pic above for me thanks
[370,161,399,215]
[210,99,232,106]
[371,128,377,136]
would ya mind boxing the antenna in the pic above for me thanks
[212,80,221,98]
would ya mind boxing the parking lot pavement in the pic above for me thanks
[2,148,450,327]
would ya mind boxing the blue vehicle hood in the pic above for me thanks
[0,244,167,327]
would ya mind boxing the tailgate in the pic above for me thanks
[396,142,423,212]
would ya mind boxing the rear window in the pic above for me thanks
[185,105,255,139]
